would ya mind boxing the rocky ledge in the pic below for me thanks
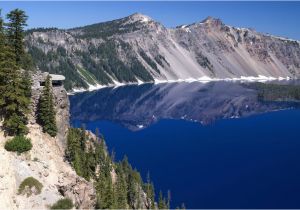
[0,71,96,209]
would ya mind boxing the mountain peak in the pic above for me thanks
[127,13,152,23]
[201,16,224,26]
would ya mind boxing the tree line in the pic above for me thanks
[66,126,179,209]
[1,8,57,138]
[245,82,300,102]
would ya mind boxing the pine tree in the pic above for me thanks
[102,169,114,209]
[0,9,5,47]
[167,190,171,209]
[95,171,106,209]
[127,171,139,208]
[115,167,128,209]
[0,46,30,135]
[37,75,57,137]
[158,191,168,209]
[144,172,155,209]
[0,9,31,136]
[0,10,6,111]
[80,124,86,150]
[6,9,28,66]
[73,151,84,176]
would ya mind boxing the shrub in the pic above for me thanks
[18,177,43,196]
[4,136,32,154]
[51,198,74,209]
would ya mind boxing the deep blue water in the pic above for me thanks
[70,82,300,208]
[72,109,300,208]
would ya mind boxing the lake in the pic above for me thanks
[70,81,300,208]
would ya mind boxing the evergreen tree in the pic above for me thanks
[6,9,28,66]
[167,190,171,209]
[0,9,30,136]
[66,128,81,162]
[95,127,100,142]
[0,10,5,47]
[115,167,128,209]
[0,10,6,112]
[127,171,139,208]
[158,191,168,209]
[37,75,57,137]
[85,146,97,180]
[95,171,107,209]
[102,169,114,209]
[144,172,155,209]
[66,127,170,209]
[80,124,86,150]
[95,138,106,165]
[73,151,84,176]
[0,45,30,135]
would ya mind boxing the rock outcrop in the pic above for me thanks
[57,174,96,209]
[31,71,69,151]
[0,71,153,209]
[0,72,96,209]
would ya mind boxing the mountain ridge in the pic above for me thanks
[25,13,300,91]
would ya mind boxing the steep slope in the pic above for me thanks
[0,74,95,209]
[0,72,154,209]
[25,13,300,90]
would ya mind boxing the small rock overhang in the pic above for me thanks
[40,74,65,87]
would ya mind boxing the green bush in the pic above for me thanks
[51,198,74,209]
[4,136,32,154]
[18,177,43,196]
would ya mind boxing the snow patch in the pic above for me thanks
[141,17,149,23]
[137,124,144,129]
[180,25,191,33]
[268,34,300,45]
[71,76,293,94]
[136,78,144,85]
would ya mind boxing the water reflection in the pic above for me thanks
[70,81,300,130]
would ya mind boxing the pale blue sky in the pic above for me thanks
[1,1,300,40]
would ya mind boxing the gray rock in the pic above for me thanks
[25,14,300,91]
[56,175,96,209]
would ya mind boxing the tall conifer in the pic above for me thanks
[37,75,57,137]
[0,9,31,136]
[6,9,28,66]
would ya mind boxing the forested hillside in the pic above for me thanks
[25,13,300,90]
[1,8,176,209]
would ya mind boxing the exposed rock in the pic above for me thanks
[30,71,70,152]
[25,14,300,91]
[57,175,96,209]
[0,74,94,209]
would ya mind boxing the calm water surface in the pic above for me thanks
[70,81,300,208]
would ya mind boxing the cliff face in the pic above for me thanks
[0,72,96,209]
[0,72,153,209]
[31,71,70,151]
[25,13,300,90]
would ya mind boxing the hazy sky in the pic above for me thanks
[1,1,300,40]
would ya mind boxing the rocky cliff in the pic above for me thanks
[0,71,154,209]
[25,13,300,90]
[0,71,96,209]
